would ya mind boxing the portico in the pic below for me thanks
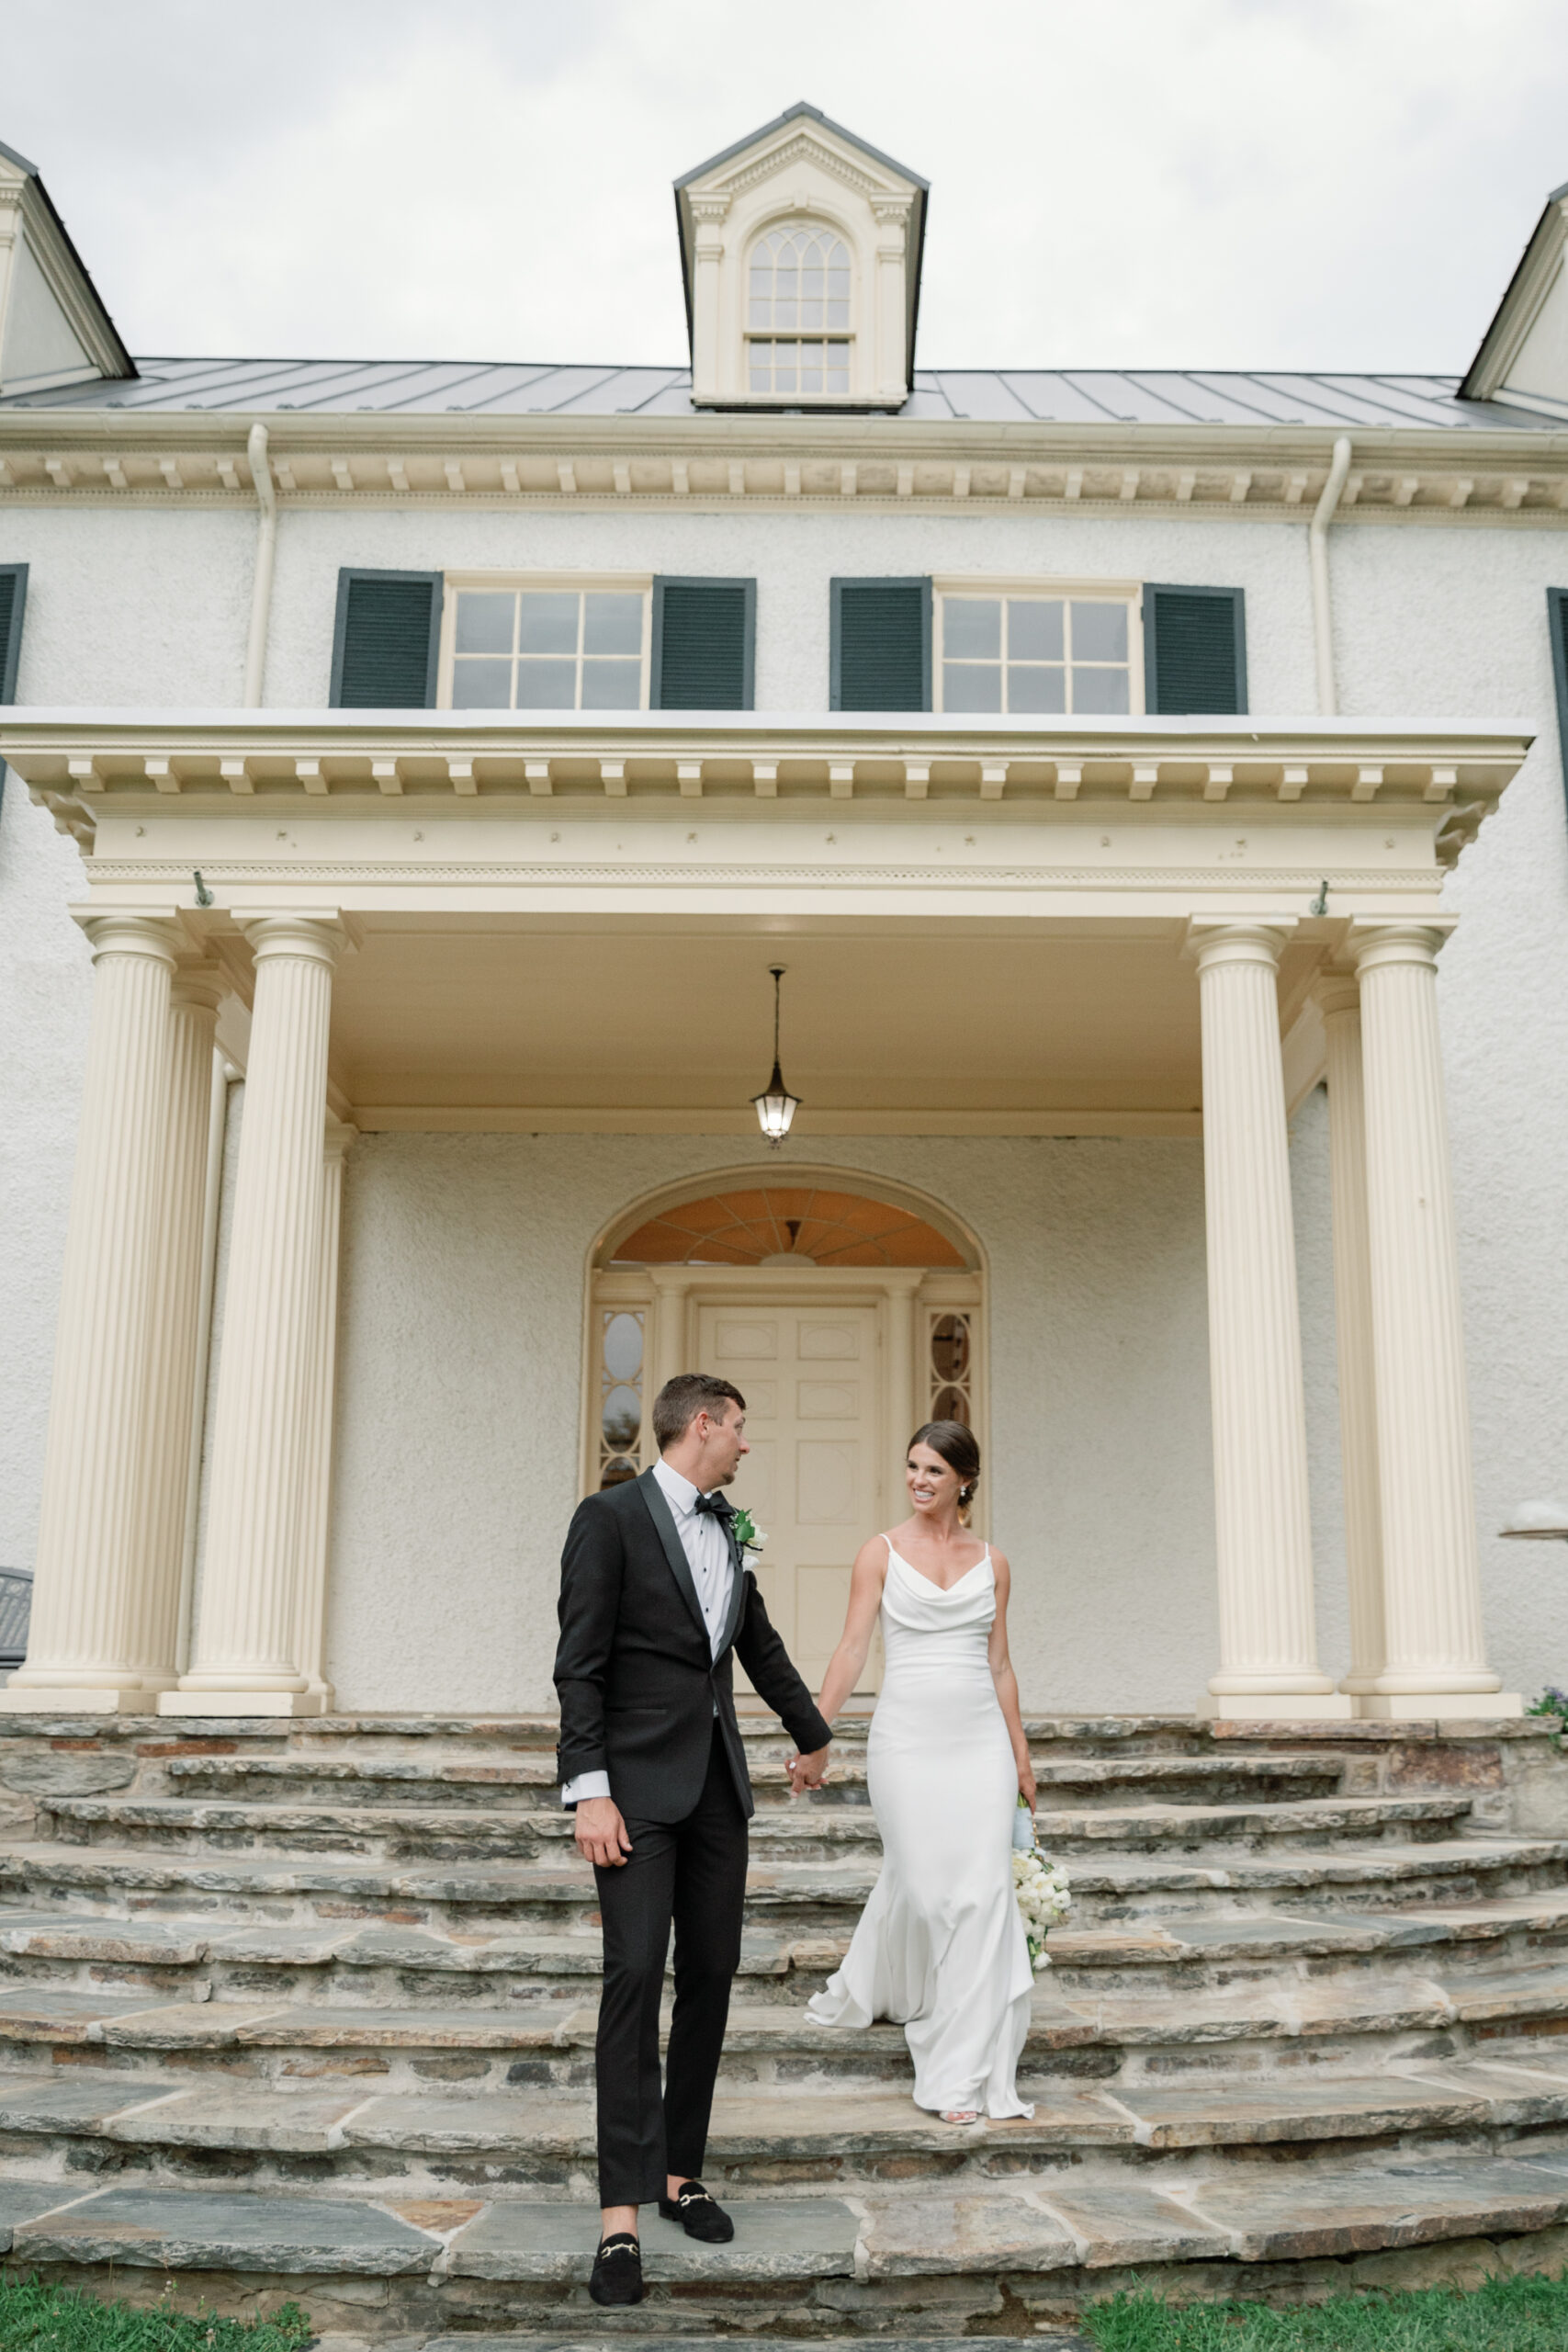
[0,709,1529,1722]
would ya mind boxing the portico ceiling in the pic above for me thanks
[321,919,1220,1132]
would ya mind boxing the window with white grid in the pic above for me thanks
[446,582,650,710]
[935,592,1141,716]
[748,223,852,397]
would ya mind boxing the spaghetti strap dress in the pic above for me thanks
[805,1537,1034,2119]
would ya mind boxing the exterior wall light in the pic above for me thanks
[1500,1499,1568,1542]
[750,965,801,1148]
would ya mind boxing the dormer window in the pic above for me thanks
[675,103,926,409]
[748,224,851,396]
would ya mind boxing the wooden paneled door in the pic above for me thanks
[697,1300,884,1696]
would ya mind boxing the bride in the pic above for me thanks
[791,1421,1037,2126]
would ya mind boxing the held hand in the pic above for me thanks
[787,1744,831,1796]
[574,1794,632,1869]
[1017,1758,1037,1810]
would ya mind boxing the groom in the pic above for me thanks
[554,1373,834,2307]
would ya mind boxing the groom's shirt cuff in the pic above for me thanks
[561,1770,611,1807]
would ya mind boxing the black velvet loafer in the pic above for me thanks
[589,2232,644,2305]
[658,2178,735,2242]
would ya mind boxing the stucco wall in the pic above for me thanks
[325,1131,1224,1714]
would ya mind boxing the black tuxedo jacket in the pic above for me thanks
[553,1465,833,1823]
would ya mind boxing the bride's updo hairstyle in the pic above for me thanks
[908,1419,981,1522]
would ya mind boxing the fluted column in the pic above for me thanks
[1317,974,1387,1700]
[1191,922,1349,1719]
[163,915,345,1716]
[123,968,226,1693]
[5,915,183,1711]
[293,1119,355,1709]
[1351,923,1517,1716]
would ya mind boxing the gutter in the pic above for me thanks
[242,421,276,707]
[1310,435,1353,716]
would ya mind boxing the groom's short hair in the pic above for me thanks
[653,1374,746,1449]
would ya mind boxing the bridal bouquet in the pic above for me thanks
[1012,1803,1072,1972]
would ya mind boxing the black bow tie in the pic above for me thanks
[694,1493,733,1520]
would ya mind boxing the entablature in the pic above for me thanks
[6,715,1529,909]
[3,413,1568,520]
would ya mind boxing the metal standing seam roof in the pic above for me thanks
[0,356,1558,431]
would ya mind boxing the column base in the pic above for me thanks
[1198,1690,1356,1722]
[1355,1690,1523,1721]
[157,1689,327,1718]
[0,1684,160,1715]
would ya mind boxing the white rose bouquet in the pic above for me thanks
[1012,1799,1072,1971]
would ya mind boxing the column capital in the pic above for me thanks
[1186,917,1297,973]
[169,964,226,1019]
[1313,968,1361,1021]
[1348,917,1457,977]
[76,912,186,967]
[238,912,356,968]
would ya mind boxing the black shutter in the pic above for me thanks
[652,578,755,709]
[1143,583,1247,715]
[831,577,931,711]
[330,570,443,707]
[0,563,28,702]
[0,562,28,821]
[1551,591,1568,815]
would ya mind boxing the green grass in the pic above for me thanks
[0,2276,311,2351]
[1081,2269,1568,2352]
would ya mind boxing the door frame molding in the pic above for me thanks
[583,1261,987,1532]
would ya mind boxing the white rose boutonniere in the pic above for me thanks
[730,1508,767,1567]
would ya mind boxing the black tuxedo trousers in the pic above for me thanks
[594,1720,748,2204]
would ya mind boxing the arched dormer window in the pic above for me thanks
[747,223,852,397]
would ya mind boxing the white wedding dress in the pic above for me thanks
[806,1537,1034,2119]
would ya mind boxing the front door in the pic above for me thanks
[697,1299,884,1696]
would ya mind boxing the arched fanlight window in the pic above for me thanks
[748,223,851,397]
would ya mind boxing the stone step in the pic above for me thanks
[5,2151,1567,2305]
[155,1744,1345,1812]
[0,1958,1564,2092]
[2,1831,1560,1938]
[6,2051,1568,2188]
[33,1787,1467,1862]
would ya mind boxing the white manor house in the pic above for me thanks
[4,103,1568,1734]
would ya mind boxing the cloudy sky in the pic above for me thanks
[8,0,1568,376]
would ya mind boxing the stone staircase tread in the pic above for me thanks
[0,2159,1557,2286]
[6,1957,1567,2060]
[7,2184,444,2275]
[1035,1795,1472,1839]
[1107,2055,1568,2146]
[1044,1892,1568,1965]
[37,1792,1476,1846]
[7,2062,1568,2159]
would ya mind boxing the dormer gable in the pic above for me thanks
[674,101,928,412]
[1461,178,1568,420]
[0,139,134,399]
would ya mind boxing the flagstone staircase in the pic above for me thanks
[0,1711,1564,2339]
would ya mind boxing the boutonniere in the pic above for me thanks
[729,1508,767,1566]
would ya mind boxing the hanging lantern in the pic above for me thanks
[750,965,801,1148]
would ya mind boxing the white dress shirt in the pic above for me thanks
[562,1458,736,1807]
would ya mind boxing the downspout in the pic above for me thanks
[242,421,276,707]
[1310,435,1353,716]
